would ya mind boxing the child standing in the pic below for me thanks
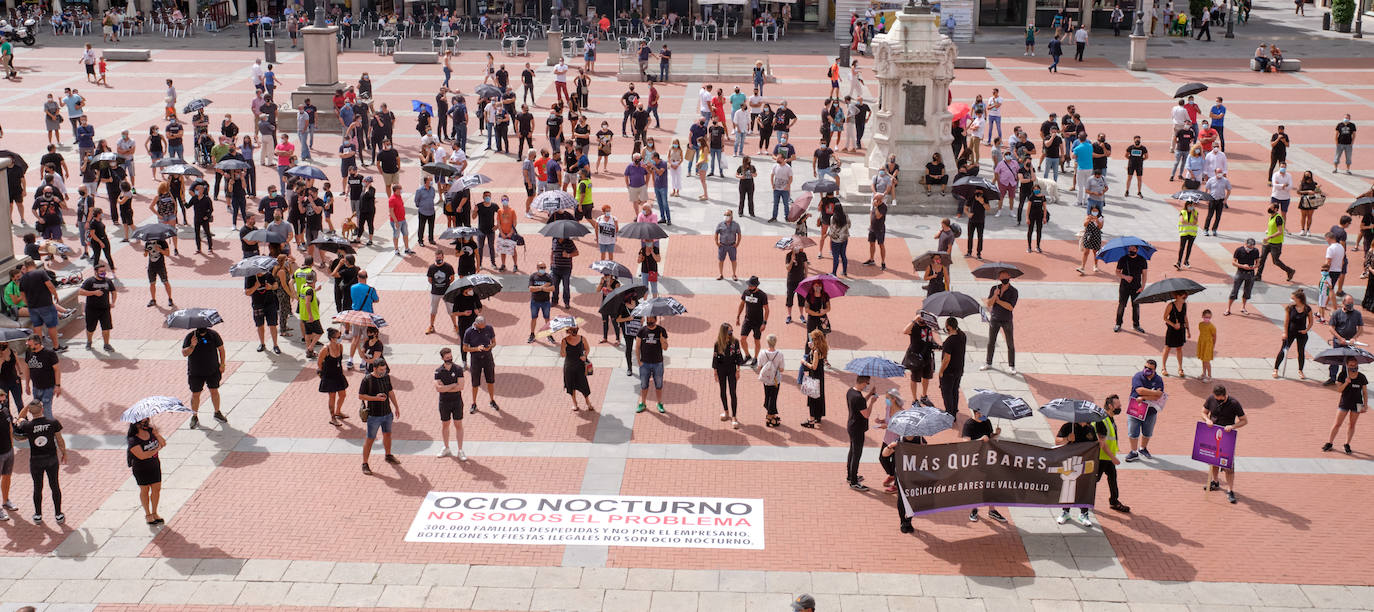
[1197,309,1217,382]
[96,56,108,86]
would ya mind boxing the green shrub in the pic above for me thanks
[1333,0,1355,24]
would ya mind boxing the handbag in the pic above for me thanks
[819,316,832,334]
[800,374,821,398]
[358,398,369,422]
[584,361,594,376]
[647,271,658,282]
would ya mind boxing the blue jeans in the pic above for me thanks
[639,361,664,389]
[987,116,1002,140]
[1171,150,1187,178]
[772,189,790,219]
[655,187,670,222]
[1126,407,1158,439]
[817,168,836,183]
[443,66,452,88]
[300,126,314,156]
[1043,158,1059,180]
[168,143,184,159]
[733,131,746,156]
[276,166,288,191]
[709,148,725,175]
[830,240,849,275]
[32,386,54,419]
[686,145,699,173]
[659,63,669,81]
[552,268,572,305]
[640,271,659,296]
[454,122,467,151]
[365,412,394,439]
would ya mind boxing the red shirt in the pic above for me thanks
[1198,128,1218,151]
[1184,102,1200,124]
[332,93,346,110]
[388,193,405,221]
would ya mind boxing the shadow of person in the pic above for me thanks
[493,372,544,399]
[145,522,232,562]
[456,457,508,488]
[370,460,434,498]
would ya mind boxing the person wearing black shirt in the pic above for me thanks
[1269,125,1289,181]
[515,105,535,158]
[1335,114,1357,173]
[521,63,536,105]
[1124,136,1148,197]
[845,376,877,491]
[0,387,13,519]
[144,238,173,309]
[1202,385,1247,503]
[546,107,565,153]
[181,325,225,429]
[783,247,808,324]
[982,272,1018,373]
[357,178,377,245]
[126,415,167,524]
[636,316,669,414]
[1169,125,1194,181]
[620,85,640,136]
[1227,238,1259,315]
[462,316,499,414]
[965,190,987,259]
[1114,246,1148,332]
[937,318,966,416]
[426,251,457,334]
[358,360,400,475]
[960,407,1007,522]
[78,263,116,351]
[244,272,281,354]
[14,400,65,523]
[85,208,114,272]
[434,347,467,460]
[474,192,499,262]
[436,92,450,144]
[736,278,769,365]
[1327,358,1367,455]
[853,97,871,147]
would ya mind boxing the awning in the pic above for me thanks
[698,0,748,5]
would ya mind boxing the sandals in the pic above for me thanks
[145,514,158,525]
[329,417,340,426]
[800,419,817,429]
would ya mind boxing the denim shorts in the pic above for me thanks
[598,242,615,255]
[530,300,551,319]
[1127,407,1157,439]
[366,413,394,439]
[717,244,737,261]
[30,305,59,329]
[639,361,664,389]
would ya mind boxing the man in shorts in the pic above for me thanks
[19,261,64,351]
[1202,384,1246,504]
[144,237,175,308]
[714,210,742,281]
[426,250,456,335]
[434,347,467,460]
[358,359,399,475]
[77,262,116,352]
[636,315,669,414]
[0,387,16,521]
[182,324,226,429]
[527,262,554,343]
[1124,359,1164,462]
[463,315,500,414]
[863,193,888,270]
[1123,135,1148,198]
[736,276,769,366]
[244,270,281,354]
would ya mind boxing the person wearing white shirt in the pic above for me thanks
[698,85,714,121]
[986,88,1004,141]
[966,114,984,165]
[251,59,265,91]
[554,59,569,106]
[1073,25,1088,61]
[1170,100,1189,133]
[1325,231,1345,309]
[747,90,764,130]
[848,62,864,100]
[1270,163,1292,218]
[484,103,498,151]
[1205,148,1227,178]
[731,107,749,157]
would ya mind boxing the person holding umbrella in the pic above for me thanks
[1325,294,1365,386]
[126,413,167,524]
[1114,244,1149,333]
[712,323,744,428]
[1158,290,1191,377]
[180,320,226,430]
[1326,357,1367,455]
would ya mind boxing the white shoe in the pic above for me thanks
[437,447,452,458]
[995,209,1004,217]
[457,448,468,461]
[1008,366,1018,375]
[1077,510,1094,527]
[1056,510,1069,524]
[1,500,15,511]
[979,364,991,371]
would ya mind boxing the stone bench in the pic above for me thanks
[955,56,987,69]
[393,51,437,64]
[102,48,151,61]
[1250,57,1301,72]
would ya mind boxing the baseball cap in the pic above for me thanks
[791,594,816,611]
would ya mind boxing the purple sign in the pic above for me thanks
[1191,421,1238,469]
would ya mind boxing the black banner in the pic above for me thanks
[895,440,1100,516]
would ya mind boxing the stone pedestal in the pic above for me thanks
[865,3,956,214]
[547,29,563,66]
[289,22,343,133]
[0,159,14,267]
[1128,34,1148,70]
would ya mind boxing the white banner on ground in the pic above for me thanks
[405,492,765,549]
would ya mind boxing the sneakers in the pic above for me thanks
[969,509,980,522]
[55,513,65,524]
[213,411,227,423]
[1076,510,1093,527]
[657,403,665,413]
[1123,450,1139,462]
[1206,480,1220,491]
[987,509,1008,523]
[384,454,400,464]
[1138,448,1153,459]
[490,401,500,412]
[361,463,372,475]
[457,448,467,461]
[527,333,535,343]
[2,501,16,511]
[900,523,915,533]
[189,415,200,430]
[0,508,8,521]
[1008,366,1018,375]
[1323,442,1334,452]
[1346,444,1353,455]
[1227,490,1237,504]
[979,364,991,371]
[469,404,478,414]
[636,403,647,413]
[1057,510,1069,525]
[1113,325,1121,332]
[850,482,869,491]
[438,447,453,458]
[32,514,41,523]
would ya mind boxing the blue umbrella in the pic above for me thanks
[120,396,191,423]
[843,356,906,378]
[285,165,328,181]
[886,406,955,438]
[1097,236,1156,263]
[411,99,434,115]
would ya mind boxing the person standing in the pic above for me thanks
[1335,114,1357,174]
[317,328,349,426]
[769,152,792,222]
[1226,238,1259,315]
[1325,295,1364,386]
[937,317,966,416]
[14,400,65,524]
[78,262,116,351]
[560,324,594,412]
[1275,289,1313,379]
[144,236,174,308]
[965,191,986,260]
[981,271,1018,374]
[22,335,59,420]
[1202,385,1246,503]
[358,359,400,475]
[1160,292,1191,377]
[20,261,64,350]
[736,277,769,366]
[245,270,281,354]
[714,210,742,281]
[425,251,456,335]
[962,407,1008,523]
[712,323,743,428]
[635,316,669,414]
[0,388,15,520]
[1073,25,1088,61]
[1327,357,1367,455]
[387,185,413,257]
[182,324,225,430]
[434,347,467,460]
[414,175,436,247]
[550,238,578,309]
[1268,125,1289,180]
[863,193,888,270]
[845,375,878,491]
[1175,201,1199,270]
[1123,135,1147,198]
[758,334,784,428]
[1255,204,1296,283]
[127,417,166,525]
[1114,245,1148,333]
[463,316,499,414]
[1202,172,1231,236]
[1124,359,1164,462]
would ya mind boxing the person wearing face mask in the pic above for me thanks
[1123,135,1147,198]
[78,262,116,352]
[1124,359,1164,462]
[1326,357,1368,455]
[715,210,742,281]
[434,347,468,460]
[1057,394,1130,525]
[1114,245,1148,333]
[961,406,1008,523]
[1325,295,1365,386]
[844,375,878,491]
[1255,204,1295,283]
[981,271,1018,374]
[426,252,456,335]
[474,191,499,264]
[1175,200,1199,270]
[1270,162,1292,218]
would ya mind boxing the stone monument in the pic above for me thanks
[866,0,956,212]
[1127,14,1148,71]
[288,7,343,133]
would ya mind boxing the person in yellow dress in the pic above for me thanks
[1197,308,1216,382]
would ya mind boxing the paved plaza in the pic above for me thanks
[2,7,1374,611]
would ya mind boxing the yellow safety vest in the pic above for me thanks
[1099,417,1119,461]
[576,179,593,205]
[1266,214,1285,244]
[1178,208,1198,237]
[293,266,314,297]
[298,287,319,322]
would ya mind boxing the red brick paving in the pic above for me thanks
[610,459,1032,576]
[990,299,1280,358]
[0,450,132,556]
[144,453,583,565]
[964,238,1230,284]
[99,607,519,612]
[57,358,240,435]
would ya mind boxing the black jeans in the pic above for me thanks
[939,374,961,417]
[1026,217,1044,250]
[738,179,755,216]
[763,383,780,416]
[30,456,61,515]
[1098,460,1120,504]
[986,319,1015,368]
[517,133,534,158]
[965,221,984,257]
[856,120,866,145]
[1116,283,1141,326]
[91,240,115,270]
[601,312,622,341]
[1204,200,1224,233]
[1257,242,1294,280]
[1276,333,1308,371]
[623,324,635,370]
[716,370,738,416]
[194,216,213,251]
[1268,152,1285,179]
[1177,235,1196,266]
[846,431,865,485]
[417,213,436,244]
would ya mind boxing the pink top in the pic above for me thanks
[636,211,658,224]
[275,142,294,166]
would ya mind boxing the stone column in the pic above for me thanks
[0,159,15,266]
[291,9,343,132]
[188,0,199,20]
[547,28,562,66]
[1127,13,1147,70]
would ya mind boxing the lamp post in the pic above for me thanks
[1224,0,1235,37]
[1356,0,1364,38]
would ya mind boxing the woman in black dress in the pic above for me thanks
[318,328,350,425]
[924,254,948,296]
[712,323,744,428]
[561,324,594,410]
[127,418,166,525]
[784,245,809,324]
[800,329,829,428]
[804,281,831,334]
[1161,292,1189,378]
[756,105,775,154]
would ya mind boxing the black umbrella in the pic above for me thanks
[0,150,29,175]
[162,164,204,178]
[1315,346,1374,365]
[215,159,251,171]
[590,260,634,279]
[440,227,484,241]
[454,174,493,190]
[229,255,278,277]
[540,219,591,239]
[1171,190,1214,204]
[1038,399,1108,423]
[423,162,460,177]
[967,391,1033,420]
[152,157,188,168]
[1173,82,1208,98]
[1136,277,1206,304]
[164,307,224,329]
[474,84,503,99]
[130,223,177,242]
[1348,197,1374,217]
[952,175,999,201]
[971,262,1024,280]
[182,98,213,113]
[243,229,290,244]
[446,274,503,300]
[631,296,687,317]
[599,283,648,316]
[922,291,981,317]
[618,221,668,241]
[310,233,356,254]
[90,151,120,168]
[911,250,948,271]
[801,178,839,193]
